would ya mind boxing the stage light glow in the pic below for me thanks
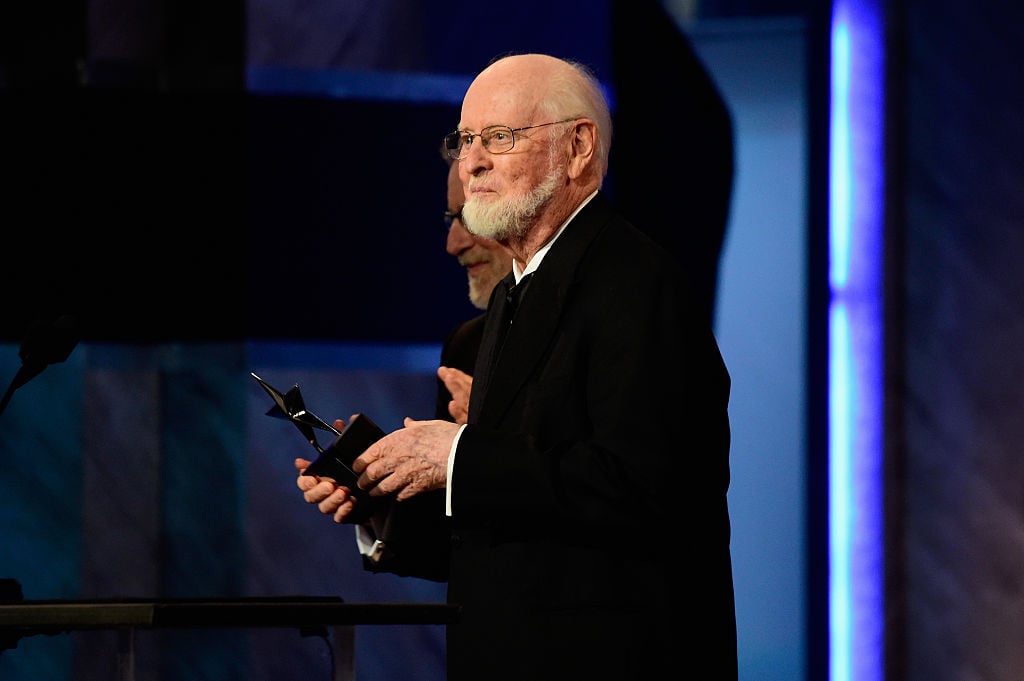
[829,3,885,681]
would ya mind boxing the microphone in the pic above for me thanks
[0,315,80,418]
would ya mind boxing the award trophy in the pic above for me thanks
[251,372,386,525]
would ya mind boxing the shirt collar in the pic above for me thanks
[513,190,598,283]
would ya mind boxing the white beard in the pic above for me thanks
[463,165,562,242]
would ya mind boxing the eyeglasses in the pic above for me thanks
[444,208,462,229]
[443,118,577,160]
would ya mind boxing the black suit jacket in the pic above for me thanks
[362,192,736,678]
[450,192,737,680]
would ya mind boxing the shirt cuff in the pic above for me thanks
[446,424,467,516]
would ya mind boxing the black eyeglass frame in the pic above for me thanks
[443,118,578,160]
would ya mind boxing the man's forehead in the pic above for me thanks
[460,98,538,130]
[460,71,539,129]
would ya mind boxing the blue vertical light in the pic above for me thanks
[829,2,884,681]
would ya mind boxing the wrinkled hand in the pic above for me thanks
[437,366,473,425]
[294,418,360,523]
[353,417,460,501]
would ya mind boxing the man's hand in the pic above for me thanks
[295,418,361,523]
[438,366,473,424]
[353,417,460,501]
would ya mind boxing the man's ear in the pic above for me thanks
[566,119,597,179]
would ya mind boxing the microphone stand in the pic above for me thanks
[0,318,78,655]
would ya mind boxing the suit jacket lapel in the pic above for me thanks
[474,193,613,424]
[468,273,514,422]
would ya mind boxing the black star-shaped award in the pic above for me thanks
[250,372,386,525]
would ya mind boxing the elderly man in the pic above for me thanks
[296,53,737,680]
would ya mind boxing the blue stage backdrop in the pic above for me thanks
[1,3,812,680]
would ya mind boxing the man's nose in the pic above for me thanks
[446,218,474,255]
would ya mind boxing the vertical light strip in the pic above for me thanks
[829,3,884,681]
